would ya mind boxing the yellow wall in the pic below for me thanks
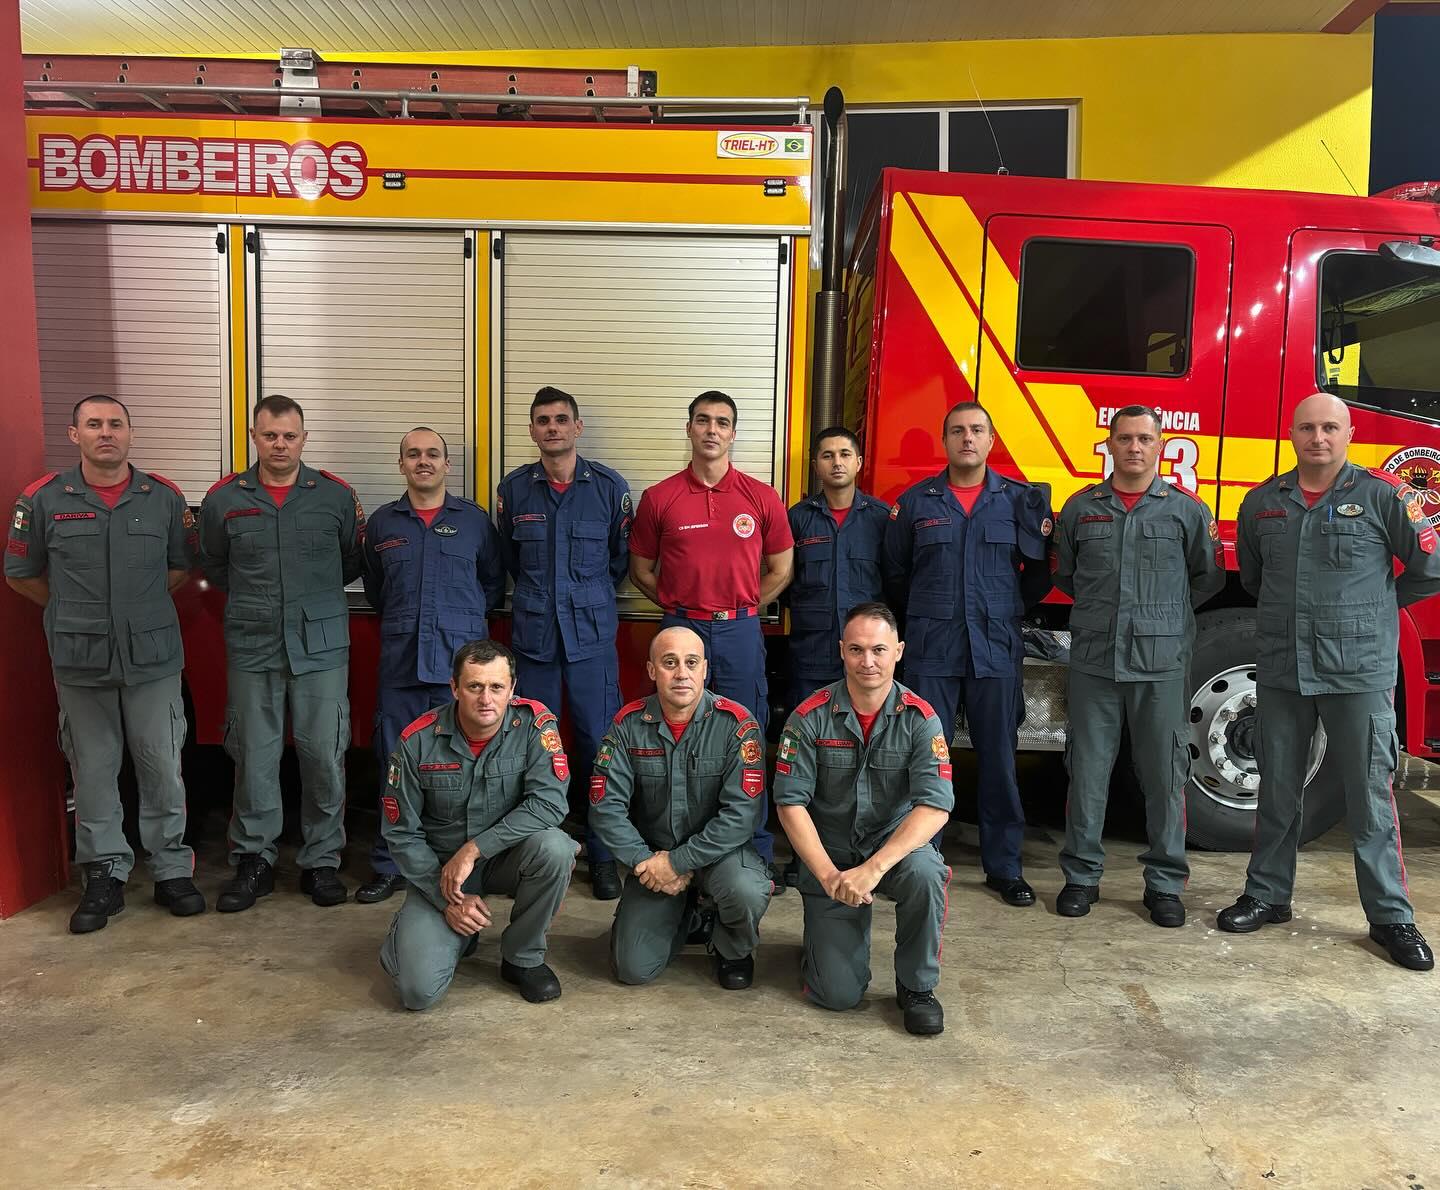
[350,33,1373,195]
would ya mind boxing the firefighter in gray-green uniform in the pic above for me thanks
[589,625,770,990]
[5,394,205,933]
[774,603,953,1036]
[1053,405,1225,927]
[198,395,364,913]
[1218,393,1439,972]
[380,639,577,1010]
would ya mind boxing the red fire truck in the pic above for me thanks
[846,167,1440,848]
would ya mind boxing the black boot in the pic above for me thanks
[1143,889,1186,928]
[1368,923,1435,971]
[299,867,349,907]
[896,981,944,1035]
[216,856,275,913]
[354,872,406,905]
[70,864,125,934]
[591,860,621,901]
[1056,883,1100,917]
[501,960,562,1003]
[1216,894,1291,933]
[714,953,754,990]
[154,877,206,917]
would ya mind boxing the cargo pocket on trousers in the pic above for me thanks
[1365,711,1399,834]
[336,701,352,765]
[1172,730,1192,794]
[222,711,239,764]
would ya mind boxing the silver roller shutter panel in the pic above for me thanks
[500,233,784,504]
[254,228,469,520]
[32,221,226,503]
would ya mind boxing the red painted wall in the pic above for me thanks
[0,0,68,917]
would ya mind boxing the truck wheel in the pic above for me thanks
[1184,609,1345,851]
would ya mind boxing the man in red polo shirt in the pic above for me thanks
[629,391,794,873]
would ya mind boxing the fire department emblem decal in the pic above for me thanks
[540,729,563,754]
[732,513,756,539]
[1382,446,1440,528]
[931,735,951,762]
[740,737,762,765]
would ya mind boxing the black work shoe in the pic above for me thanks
[985,875,1036,907]
[299,867,349,907]
[1216,894,1291,933]
[501,959,562,1003]
[1368,923,1435,972]
[70,865,125,934]
[767,862,786,896]
[686,905,717,947]
[154,877,206,917]
[216,856,274,914]
[591,860,621,901]
[896,981,944,1035]
[1056,883,1100,917]
[354,872,406,905]
[782,858,801,888]
[715,953,755,990]
[1143,888,1186,928]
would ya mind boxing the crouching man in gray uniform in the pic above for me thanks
[775,602,954,1035]
[380,640,578,1009]
[590,625,771,990]
[1218,393,1440,971]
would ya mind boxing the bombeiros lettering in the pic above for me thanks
[38,133,368,200]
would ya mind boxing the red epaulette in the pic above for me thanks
[1369,468,1408,490]
[900,690,938,718]
[614,698,648,724]
[148,472,186,500]
[1171,484,1209,507]
[795,689,831,717]
[318,469,353,490]
[511,696,558,729]
[399,709,440,742]
[206,472,239,497]
[21,472,58,498]
[712,696,751,720]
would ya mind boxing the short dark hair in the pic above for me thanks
[943,401,992,434]
[400,426,449,459]
[1108,405,1163,436]
[451,639,516,684]
[843,601,899,633]
[811,426,861,458]
[71,394,131,427]
[689,391,738,425]
[532,386,580,421]
[254,394,305,424]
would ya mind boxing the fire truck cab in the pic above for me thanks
[847,167,1440,850]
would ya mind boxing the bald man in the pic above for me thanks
[589,626,772,989]
[1218,393,1440,971]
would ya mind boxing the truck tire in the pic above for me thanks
[1183,608,1345,851]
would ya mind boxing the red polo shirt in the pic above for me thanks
[630,464,793,611]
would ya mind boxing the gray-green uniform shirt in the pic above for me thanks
[1238,463,1440,694]
[589,690,764,875]
[5,465,195,686]
[1053,476,1224,681]
[381,697,571,910]
[198,463,365,674]
[772,680,955,856]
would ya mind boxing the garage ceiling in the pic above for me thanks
[19,0,1393,57]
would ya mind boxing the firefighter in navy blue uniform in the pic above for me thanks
[356,427,506,904]
[497,387,632,901]
[883,401,1052,907]
[784,426,889,704]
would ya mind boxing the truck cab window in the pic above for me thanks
[1319,250,1440,422]
[1015,239,1193,376]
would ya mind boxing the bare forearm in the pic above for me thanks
[776,804,838,881]
[166,568,190,593]
[758,565,792,605]
[6,575,48,607]
[866,806,949,875]
[629,557,661,605]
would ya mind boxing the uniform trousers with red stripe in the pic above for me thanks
[1246,685,1415,924]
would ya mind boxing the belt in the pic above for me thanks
[667,605,758,622]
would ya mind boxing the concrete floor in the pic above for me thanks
[2,763,1439,1188]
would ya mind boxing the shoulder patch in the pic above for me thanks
[1368,467,1408,491]
[614,698,648,724]
[1170,484,1208,508]
[795,689,831,717]
[317,469,354,490]
[147,472,186,501]
[206,472,239,497]
[900,690,938,718]
[711,696,751,721]
[399,709,441,742]
[510,696,557,728]
[21,472,59,499]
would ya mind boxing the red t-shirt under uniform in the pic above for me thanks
[90,478,130,509]
[415,505,441,527]
[946,483,984,516]
[1114,488,1146,511]
[629,464,794,612]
